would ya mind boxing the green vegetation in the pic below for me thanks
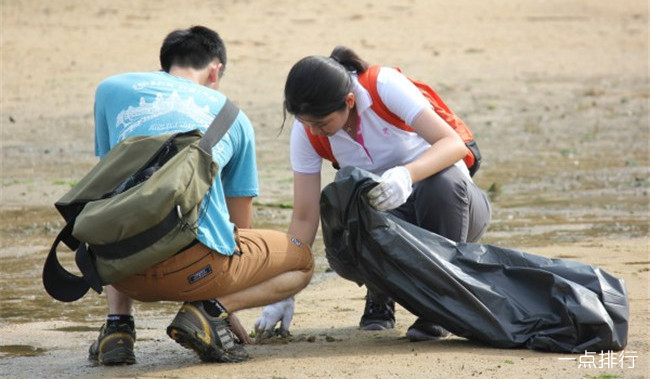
[52,179,78,187]
[253,201,294,209]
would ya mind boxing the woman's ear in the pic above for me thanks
[345,92,356,108]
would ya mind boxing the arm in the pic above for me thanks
[374,67,466,183]
[226,196,254,229]
[288,172,321,246]
[225,195,254,344]
[367,108,467,212]
[404,108,467,184]
[254,173,320,340]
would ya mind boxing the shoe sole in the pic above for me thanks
[359,322,394,331]
[99,349,136,365]
[405,328,451,342]
[167,322,247,363]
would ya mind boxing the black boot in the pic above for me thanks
[359,289,395,330]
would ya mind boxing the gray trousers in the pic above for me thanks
[389,165,491,243]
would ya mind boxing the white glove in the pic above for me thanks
[254,296,295,340]
[367,166,413,211]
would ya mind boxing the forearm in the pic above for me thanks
[406,107,467,183]
[288,214,320,246]
[289,172,322,246]
[405,135,466,183]
[226,196,254,228]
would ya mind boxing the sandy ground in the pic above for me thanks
[1,0,648,378]
[0,238,648,379]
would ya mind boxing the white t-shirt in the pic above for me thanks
[289,67,470,178]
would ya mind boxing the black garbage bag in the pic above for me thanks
[320,166,628,353]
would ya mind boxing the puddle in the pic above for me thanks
[0,345,47,357]
[49,326,100,332]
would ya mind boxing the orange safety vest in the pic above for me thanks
[304,65,482,176]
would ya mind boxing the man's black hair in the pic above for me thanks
[159,25,226,75]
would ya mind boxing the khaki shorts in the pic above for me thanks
[113,229,313,302]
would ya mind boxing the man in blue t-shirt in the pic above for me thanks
[89,26,313,365]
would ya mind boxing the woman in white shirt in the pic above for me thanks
[258,46,491,342]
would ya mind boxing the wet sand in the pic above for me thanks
[1,0,648,378]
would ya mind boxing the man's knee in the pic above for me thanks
[291,237,315,290]
[285,234,314,273]
[297,260,314,291]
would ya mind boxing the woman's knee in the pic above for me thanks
[414,166,469,210]
[466,186,492,242]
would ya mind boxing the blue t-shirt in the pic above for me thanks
[94,71,258,255]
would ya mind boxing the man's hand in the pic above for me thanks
[367,166,413,211]
[227,313,253,345]
[254,297,295,342]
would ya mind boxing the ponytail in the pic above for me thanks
[330,45,369,74]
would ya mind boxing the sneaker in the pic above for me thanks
[166,301,249,363]
[406,318,451,342]
[88,322,136,365]
[359,290,395,331]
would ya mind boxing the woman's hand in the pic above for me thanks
[367,166,413,211]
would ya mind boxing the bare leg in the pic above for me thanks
[217,268,312,313]
[106,285,133,314]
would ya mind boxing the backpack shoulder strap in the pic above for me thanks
[198,99,240,153]
[304,127,339,168]
[357,65,413,132]
[43,222,95,302]
[358,65,480,175]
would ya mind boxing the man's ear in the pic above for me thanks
[208,62,223,88]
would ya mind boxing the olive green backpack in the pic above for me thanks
[43,99,239,302]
